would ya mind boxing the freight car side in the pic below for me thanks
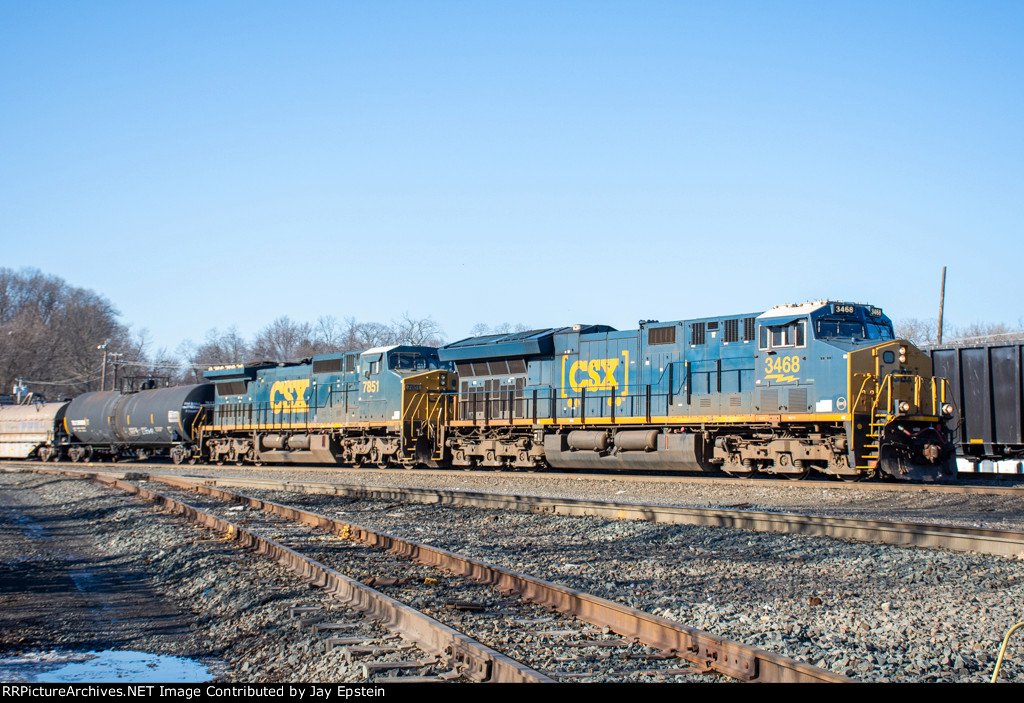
[63,385,213,462]
[0,401,69,460]
[928,343,1024,464]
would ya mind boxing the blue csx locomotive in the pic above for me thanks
[187,300,956,481]
[1,300,957,481]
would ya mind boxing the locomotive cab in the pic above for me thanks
[750,302,955,480]
[756,302,954,480]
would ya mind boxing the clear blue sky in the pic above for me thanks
[3,1,1022,354]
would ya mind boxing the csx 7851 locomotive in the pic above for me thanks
[0,300,957,481]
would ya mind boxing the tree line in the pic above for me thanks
[894,318,1024,348]
[175,313,447,384]
[0,268,447,401]
[6,267,1021,401]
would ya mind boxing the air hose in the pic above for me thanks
[991,621,1024,682]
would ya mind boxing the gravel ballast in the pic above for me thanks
[3,466,1024,683]
[0,472,432,682]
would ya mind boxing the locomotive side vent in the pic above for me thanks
[759,389,780,412]
[724,319,739,343]
[788,388,808,412]
[648,326,676,345]
[312,358,343,374]
[216,381,246,396]
[744,317,757,341]
[691,322,706,345]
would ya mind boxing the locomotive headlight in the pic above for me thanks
[899,346,907,355]
[899,354,907,363]
[898,401,911,413]
[941,403,955,417]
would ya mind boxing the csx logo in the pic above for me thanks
[561,352,630,407]
[270,379,309,413]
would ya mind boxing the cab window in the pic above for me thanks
[866,322,894,340]
[388,352,436,372]
[759,320,805,350]
[816,318,865,340]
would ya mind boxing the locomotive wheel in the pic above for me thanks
[783,461,812,480]
[370,447,389,469]
[723,467,757,478]
[721,459,756,478]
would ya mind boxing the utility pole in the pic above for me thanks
[97,339,110,391]
[937,267,947,345]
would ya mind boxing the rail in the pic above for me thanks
[148,473,851,683]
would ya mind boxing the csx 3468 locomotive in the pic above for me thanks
[1,301,957,481]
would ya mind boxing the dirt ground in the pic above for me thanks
[0,472,198,655]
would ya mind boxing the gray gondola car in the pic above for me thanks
[64,384,213,462]
[0,401,69,460]
[928,343,1024,463]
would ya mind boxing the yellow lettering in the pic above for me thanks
[763,355,801,383]
[568,357,623,393]
[562,352,630,408]
[270,379,310,414]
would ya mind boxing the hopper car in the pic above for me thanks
[927,342,1024,466]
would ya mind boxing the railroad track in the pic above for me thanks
[148,473,1024,558]
[19,466,848,683]
[13,459,1024,495]
[8,462,1024,556]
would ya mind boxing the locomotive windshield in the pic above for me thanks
[388,352,441,372]
[816,318,894,341]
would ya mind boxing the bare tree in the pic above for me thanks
[897,317,1024,347]
[466,322,531,337]
[0,268,130,399]
[250,316,316,361]
[895,318,940,347]
[177,327,251,382]
[947,321,1024,345]
[392,312,445,346]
